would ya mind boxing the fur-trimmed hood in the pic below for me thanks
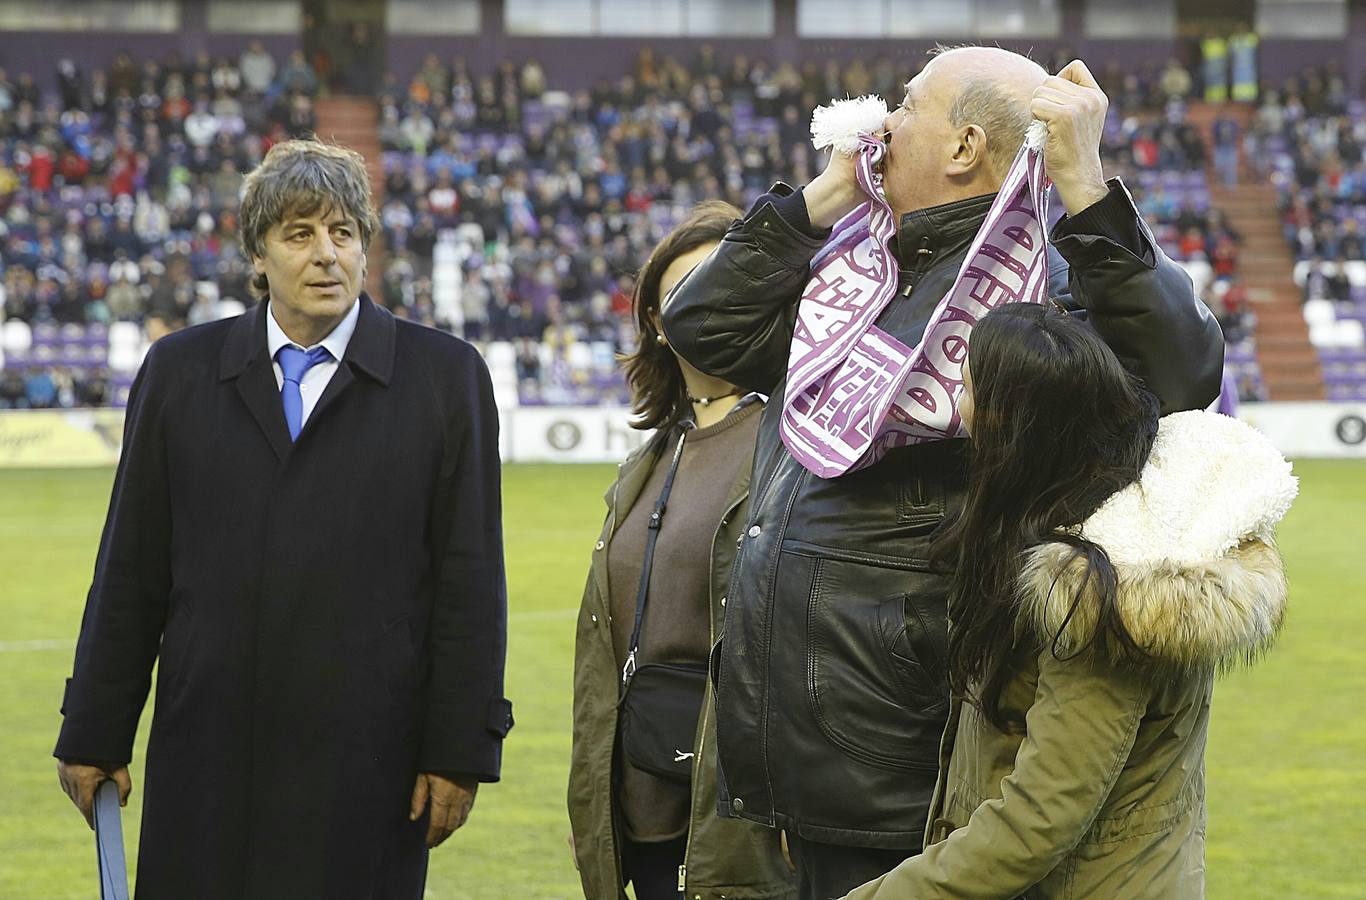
[1019,411,1297,670]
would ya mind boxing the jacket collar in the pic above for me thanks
[1017,411,1296,671]
[893,191,996,269]
[218,291,395,386]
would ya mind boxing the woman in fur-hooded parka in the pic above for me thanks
[844,410,1296,900]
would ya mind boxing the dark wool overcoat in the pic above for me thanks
[55,295,512,900]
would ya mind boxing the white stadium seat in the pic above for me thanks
[1309,322,1338,348]
[108,322,146,372]
[2,319,33,355]
[1302,298,1337,326]
[1334,319,1365,347]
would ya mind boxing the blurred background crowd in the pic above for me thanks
[0,35,1360,408]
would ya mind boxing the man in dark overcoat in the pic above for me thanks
[54,139,512,899]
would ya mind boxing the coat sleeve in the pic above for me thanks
[420,348,512,781]
[661,186,830,395]
[841,651,1152,899]
[54,344,173,764]
[1051,178,1225,414]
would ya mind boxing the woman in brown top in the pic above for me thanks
[568,203,795,900]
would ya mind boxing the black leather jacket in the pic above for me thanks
[661,180,1225,848]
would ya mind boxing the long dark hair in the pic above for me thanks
[932,303,1160,728]
[621,200,741,430]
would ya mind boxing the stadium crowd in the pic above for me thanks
[0,44,1257,408]
[1249,60,1366,401]
[1257,61,1366,267]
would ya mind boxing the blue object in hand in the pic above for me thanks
[94,779,130,900]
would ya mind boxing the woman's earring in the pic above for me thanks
[655,334,667,346]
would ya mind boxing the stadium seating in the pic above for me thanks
[1258,81,1366,399]
[1,48,1263,407]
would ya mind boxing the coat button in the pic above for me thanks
[731,797,745,814]
[747,525,761,538]
[595,540,604,550]
[590,613,598,624]
[720,596,726,607]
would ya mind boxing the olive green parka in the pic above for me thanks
[569,424,797,900]
[844,411,1296,900]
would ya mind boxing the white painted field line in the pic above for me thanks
[0,638,74,653]
[0,609,579,653]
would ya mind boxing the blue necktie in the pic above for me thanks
[277,345,332,441]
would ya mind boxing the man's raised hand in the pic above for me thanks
[1031,59,1111,216]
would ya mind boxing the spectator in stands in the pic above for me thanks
[105,267,140,321]
[339,22,382,95]
[239,41,276,95]
[1339,219,1364,260]
[24,366,57,408]
[0,368,27,408]
[1302,255,1348,303]
[1213,111,1240,186]
[55,59,83,111]
[461,266,491,341]
[1211,234,1240,281]
[276,50,318,96]
[145,254,194,338]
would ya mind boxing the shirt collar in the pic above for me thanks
[266,298,361,362]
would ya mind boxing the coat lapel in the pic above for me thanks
[219,295,396,457]
[301,294,394,439]
[220,301,292,462]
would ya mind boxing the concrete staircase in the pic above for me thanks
[1185,101,1324,400]
[314,96,386,301]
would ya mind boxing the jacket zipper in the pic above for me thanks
[752,431,789,512]
[680,489,749,894]
[900,237,935,296]
[755,467,808,805]
[603,473,626,891]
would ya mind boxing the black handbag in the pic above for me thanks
[617,426,708,787]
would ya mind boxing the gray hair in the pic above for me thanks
[238,139,378,297]
[928,43,1038,181]
[947,78,1034,180]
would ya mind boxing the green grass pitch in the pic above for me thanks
[1,461,1364,898]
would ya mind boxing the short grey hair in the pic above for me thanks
[947,78,1034,180]
[238,138,378,297]
[928,43,1037,181]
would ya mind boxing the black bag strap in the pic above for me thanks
[621,423,692,687]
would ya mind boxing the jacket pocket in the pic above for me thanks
[378,612,420,696]
[789,543,949,772]
[365,612,423,742]
[154,593,196,725]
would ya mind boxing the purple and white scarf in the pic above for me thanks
[781,132,1051,477]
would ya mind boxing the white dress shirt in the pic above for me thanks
[265,299,360,430]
